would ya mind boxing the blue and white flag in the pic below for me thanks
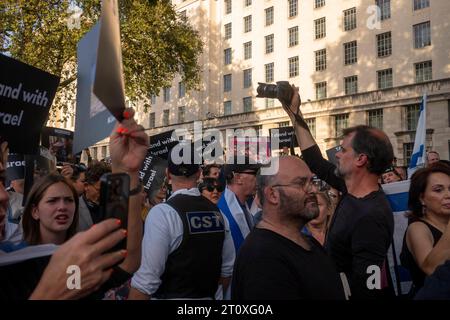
[408,94,427,178]
[382,180,412,296]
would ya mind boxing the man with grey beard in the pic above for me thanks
[231,156,345,300]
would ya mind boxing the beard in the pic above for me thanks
[278,189,319,223]
[334,164,345,178]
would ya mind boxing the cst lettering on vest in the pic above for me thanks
[186,211,224,234]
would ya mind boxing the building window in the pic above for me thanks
[265,34,274,53]
[344,41,357,65]
[150,94,157,105]
[344,75,358,95]
[278,121,290,127]
[244,41,252,60]
[315,82,327,100]
[224,101,232,115]
[335,114,349,137]
[225,23,232,39]
[149,112,155,128]
[224,48,232,65]
[288,0,298,18]
[288,56,299,78]
[403,142,414,166]
[243,68,252,88]
[244,15,252,33]
[178,82,185,98]
[343,7,357,31]
[377,31,392,57]
[315,49,327,71]
[305,118,316,138]
[414,21,431,48]
[315,0,325,9]
[92,147,97,160]
[265,7,274,26]
[376,0,391,21]
[415,60,432,83]
[224,74,232,92]
[163,110,169,126]
[266,98,275,108]
[377,68,393,89]
[265,62,274,82]
[178,106,185,123]
[368,109,383,130]
[243,97,252,113]
[225,0,232,14]
[414,0,429,10]
[163,87,170,102]
[245,0,252,7]
[406,104,420,131]
[314,17,326,39]
[288,26,299,47]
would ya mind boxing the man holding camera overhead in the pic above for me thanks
[269,82,394,299]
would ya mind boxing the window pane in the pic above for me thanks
[406,104,420,131]
[288,26,299,47]
[376,0,391,20]
[344,75,358,95]
[414,21,431,48]
[265,62,274,82]
[225,23,232,39]
[244,41,252,60]
[368,109,383,130]
[335,114,349,137]
[243,97,252,112]
[288,56,299,78]
[224,101,232,115]
[289,0,298,17]
[224,74,232,92]
[265,7,274,26]
[343,7,356,31]
[414,0,429,10]
[244,15,252,33]
[377,68,393,89]
[225,0,232,14]
[305,118,316,138]
[344,41,357,65]
[415,60,432,83]
[315,49,327,71]
[224,48,232,65]
[315,82,327,99]
[377,32,392,57]
[315,0,325,9]
[314,17,326,39]
[265,34,274,53]
[243,69,252,88]
[178,106,185,123]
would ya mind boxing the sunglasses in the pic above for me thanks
[204,184,225,193]
[236,170,258,176]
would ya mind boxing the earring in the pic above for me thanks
[422,204,427,215]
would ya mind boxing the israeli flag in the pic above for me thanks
[382,180,412,296]
[408,94,427,178]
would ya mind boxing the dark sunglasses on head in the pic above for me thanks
[236,170,258,176]
[205,183,225,193]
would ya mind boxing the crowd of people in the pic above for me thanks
[0,88,449,301]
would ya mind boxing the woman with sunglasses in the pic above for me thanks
[198,178,225,205]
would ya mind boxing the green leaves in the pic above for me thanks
[1,0,203,118]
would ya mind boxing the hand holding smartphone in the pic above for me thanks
[99,173,130,251]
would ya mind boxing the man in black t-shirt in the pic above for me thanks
[280,86,395,299]
[232,156,345,300]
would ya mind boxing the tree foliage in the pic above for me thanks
[0,0,203,118]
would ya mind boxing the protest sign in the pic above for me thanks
[6,154,25,181]
[41,127,74,163]
[139,130,177,198]
[73,22,116,154]
[0,54,59,154]
[93,0,126,121]
[269,126,298,149]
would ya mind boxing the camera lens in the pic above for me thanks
[256,82,278,99]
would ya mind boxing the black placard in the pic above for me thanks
[0,54,60,154]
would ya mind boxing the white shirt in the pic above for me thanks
[131,188,234,296]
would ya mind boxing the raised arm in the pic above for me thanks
[281,86,346,192]
[109,108,149,274]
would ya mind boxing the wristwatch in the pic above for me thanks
[129,183,143,196]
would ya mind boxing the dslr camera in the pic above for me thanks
[256,81,294,106]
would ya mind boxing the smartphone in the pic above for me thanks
[99,173,130,251]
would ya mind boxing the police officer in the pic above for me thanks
[129,146,234,299]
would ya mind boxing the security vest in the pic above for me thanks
[154,194,225,299]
